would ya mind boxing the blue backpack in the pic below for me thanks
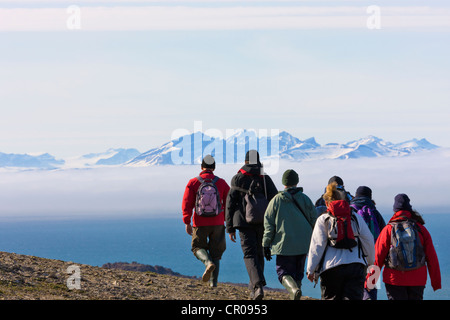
[386,219,426,271]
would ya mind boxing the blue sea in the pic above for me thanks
[0,213,448,300]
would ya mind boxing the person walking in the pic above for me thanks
[306,182,375,300]
[350,186,386,300]
[374,193,441,300]
[262,169,316,300]
[182,155,230,287]
[315,176,353,216]
[225,150,278,300]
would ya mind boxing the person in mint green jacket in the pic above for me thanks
[262,169,317,300]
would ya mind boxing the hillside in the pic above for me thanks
[0,251,313,300]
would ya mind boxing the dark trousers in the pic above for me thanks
[385,283,425,300]
[363,288,378,300]
[276,254,307,284]
[320,263,366,300]
[239,226,266,290]
[191,225,226,260]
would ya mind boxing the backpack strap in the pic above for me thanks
[262,174,267,199]
[291,197,314,229]
[231,174,266,197]
[230,186,250,194]
[314,242,328,288]
[350,213,368,263]
[357,235,367,264]
[351,212,360,231]
[196,176,204,183]
[197,175,220,184]
[314,214,331,282]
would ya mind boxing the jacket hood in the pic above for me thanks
[327,200,351,217]
[389,210,412,223]
[279,187,304,202]
[198,169,216,179]
[239,164,264,176]
[351,196,374,209]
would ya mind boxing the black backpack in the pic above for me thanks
[233,175,268,225]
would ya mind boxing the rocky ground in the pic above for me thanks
[0,251,314,300]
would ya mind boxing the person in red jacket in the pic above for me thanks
[374,194,441,300]
[182,155,230,287]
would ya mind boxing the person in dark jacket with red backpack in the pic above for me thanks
[182,155,230,287]
[225,150,278,300]
[374,194,441,300]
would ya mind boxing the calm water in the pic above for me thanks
[0,213,448,300]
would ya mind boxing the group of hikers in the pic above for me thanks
[181,150,441,300]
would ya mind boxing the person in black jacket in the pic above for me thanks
[225,150,278,300]
[315,176,353,216]
[350,185,386,300]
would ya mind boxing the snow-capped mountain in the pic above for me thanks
[125,131,440,166]
[63,148,141,168]
[87,148,141,166]
[393,138,439,152]
[0,152,64,169]
[124,141,179,167]
[0,132,440,170]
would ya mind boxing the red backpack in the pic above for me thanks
[325,200,359,250]
[314,200,366,279]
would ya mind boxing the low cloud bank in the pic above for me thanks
[0,149,448,220]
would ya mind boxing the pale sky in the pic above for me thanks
[1,0,449,158]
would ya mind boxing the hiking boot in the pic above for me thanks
[209,259,220,287]
[281,275,302,300]
[296,280,303,298]
[194,249,216,282]
[252,285,264,300]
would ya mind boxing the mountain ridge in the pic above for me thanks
[0,132,440,169]
[126,131,440,166]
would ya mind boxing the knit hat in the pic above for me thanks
[393,193,413,212]
[282,169,299,186]
[201,155,215,170]
[355,186,372,199]
[245,150,260,165]
[328,176,344,186]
